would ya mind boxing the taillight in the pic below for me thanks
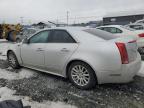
[116,42,129,64]
[138,33,144,38]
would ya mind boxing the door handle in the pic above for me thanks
[36,48,44,51]
[60,48,69,52]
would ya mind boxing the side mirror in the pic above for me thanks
[23,38,29,44]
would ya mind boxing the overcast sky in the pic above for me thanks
[0,0,144,24]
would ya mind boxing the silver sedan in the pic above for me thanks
[7,27,141,89]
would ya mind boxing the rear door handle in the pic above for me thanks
[36,48,44,51]
[60,48,69,52]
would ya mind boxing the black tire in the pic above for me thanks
[68,61,97,90]
[7,51,21,69]
[138,48,144,55]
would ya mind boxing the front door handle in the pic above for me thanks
[60,48,69,52]
[36,48,44,51]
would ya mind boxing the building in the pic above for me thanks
[103,10,144,25]
[71,20,103,27]
[87,21,103,28]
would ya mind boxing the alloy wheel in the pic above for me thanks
[8,53,17,67]
[71,65,90,86]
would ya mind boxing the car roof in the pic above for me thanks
[127,23,144,26]
[36,27,90,34]
[35,27,105,43]
[41,27,86,31]
[97,25,122,28]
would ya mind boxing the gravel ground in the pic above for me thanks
[0,59,144,108]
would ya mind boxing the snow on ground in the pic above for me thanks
[0,55,7,60]
[0,87,76,108]
[0,67,37,80]
[0,39,7,42]
[0,40,37,80]
[0,39,14,56]
[137,62,144,77]
[0,40,12,60]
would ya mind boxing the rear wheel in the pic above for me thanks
[7,51,20,69]
[68,61,97,89]
[138,47,144,55]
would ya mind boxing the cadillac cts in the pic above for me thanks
[7,27,141,89]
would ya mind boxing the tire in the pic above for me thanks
[138,47,144,55]
[68,61,97,90]
[7,51,20,69]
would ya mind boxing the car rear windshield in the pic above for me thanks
[83,29,115,40]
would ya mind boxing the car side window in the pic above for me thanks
[103,27,122,34]
[109,27,116,33]
[29,30,50,43]
[116,28,122,33]
[48,30,76,43]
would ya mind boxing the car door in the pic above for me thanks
[21,30,50,69]
[44,30,79,75]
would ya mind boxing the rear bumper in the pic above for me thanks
[120,54,141,82]
[97,53,141,84]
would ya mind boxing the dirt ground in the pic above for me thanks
[0,59,144,108]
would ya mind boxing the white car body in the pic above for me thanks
[7,27,141,88]
[135,19,144,24]
[125,23,144,31]
[97,25,144,47]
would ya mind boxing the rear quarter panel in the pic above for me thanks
[65,41,122,82]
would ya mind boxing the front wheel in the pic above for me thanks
[68,61,97,89]
[7,51,20,69]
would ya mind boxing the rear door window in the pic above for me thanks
[48,30,76,43]
[100,27,122,34]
